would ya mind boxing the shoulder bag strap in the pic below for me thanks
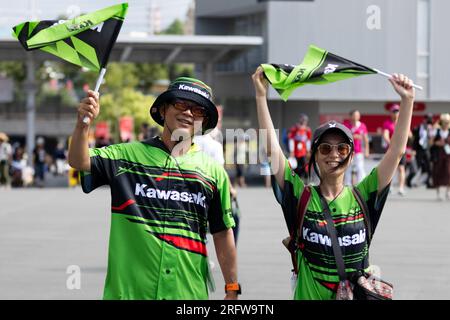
[317,189,347,283]
[287,186,311,274]
[351,187,372,246]
[296,186,311,241]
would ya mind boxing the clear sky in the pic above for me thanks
[0,0,193,37]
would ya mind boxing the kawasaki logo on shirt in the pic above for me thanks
[302,227,366,247]
[134,183,206,208]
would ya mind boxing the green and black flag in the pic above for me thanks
[12,2,128,72]
[261,45,377,101]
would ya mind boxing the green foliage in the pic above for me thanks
[95,63,162,139]
[0,62,26,83]
[61,63,98,89]
[3,18,196,139]
[98,88,159,141]
[102,62,139,92]
[169,63,194,80]
[159,19,185,35]
[134,63,168,92]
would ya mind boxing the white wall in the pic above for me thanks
[429,1,450,101]
[267,0,417,101]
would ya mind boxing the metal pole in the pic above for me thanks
[203,62,213,87]
[25,52,36,166]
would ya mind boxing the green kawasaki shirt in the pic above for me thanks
[81,137,234,300]
[273,159,390,300]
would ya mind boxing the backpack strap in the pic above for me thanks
[351,187,372,246]
[285,186,311,274]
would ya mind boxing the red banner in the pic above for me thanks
[95,121,110,140]
[119,116,134,142]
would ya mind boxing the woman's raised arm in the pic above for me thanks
[377,74,415,193]
[252,67,287,189]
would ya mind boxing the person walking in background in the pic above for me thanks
[344,110,369,185]
[194,128,241,246]
[53,142,67,176]
[430,113,450,201]
[234,134,248,188]
[253,66,414,300]
[95,135,112,148]
[33,137,47,188]
[260,145,272,188]
[137,122,159,141]
[412,114,433,188]
[405,133,418,188]
[11,146,24,187]
[11,145,33,187]
[0,132,12,189]
[138,122,150,141]
[68,77,239,300]
[288,114,312,180]
[383,104,408,195]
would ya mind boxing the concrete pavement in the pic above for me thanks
[0,183,449,300]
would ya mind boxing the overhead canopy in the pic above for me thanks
[0,34,263,164]
[0,34,263,64]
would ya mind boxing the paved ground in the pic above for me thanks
[0,173,449,300]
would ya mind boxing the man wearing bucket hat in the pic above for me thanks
[68,77,239,300]
[253,67,415,300]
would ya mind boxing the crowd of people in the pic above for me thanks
[1,68,448,301]
[0,134,55,188]
[383,109,450,200]
[1,113,449,199]
[281,108,450,200]
[0,122,163,189]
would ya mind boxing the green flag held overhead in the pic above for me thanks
[261,45,377,101]
[12,2,128,72]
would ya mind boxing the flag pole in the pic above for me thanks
[373,68,423,91]
[83,67,107,124]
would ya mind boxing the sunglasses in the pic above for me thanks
[171,100,207,117]
[317,143,351,156]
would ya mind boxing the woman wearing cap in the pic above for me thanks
[252,67,415,300]
[68,77,239,300]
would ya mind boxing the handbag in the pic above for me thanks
[351,271,393,300]
[318,187,393,300]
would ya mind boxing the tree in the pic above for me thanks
[98,88,159,142]
[159,19,185,35]
[158,19,194,79]
[133,63,168,93]
[94,62,160,141]
[0,62,26,83]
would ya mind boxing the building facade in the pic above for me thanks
[196,0,450,136]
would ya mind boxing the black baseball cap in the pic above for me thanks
[150,77,218,133]
[312,121,354,149]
